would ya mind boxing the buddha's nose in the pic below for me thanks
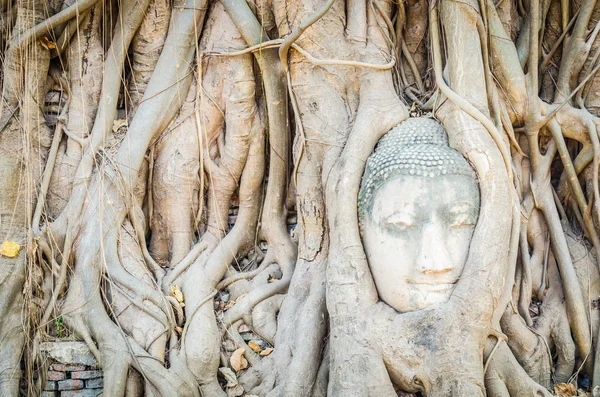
[416,222,453,274]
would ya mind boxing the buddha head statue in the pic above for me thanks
[358,117,480,313]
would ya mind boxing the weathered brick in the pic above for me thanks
[41,391,57,397]
[50,363,87,372]
[61,389,103,397]
[44,381,57,390]
[71,370,102,379]
[85,377,103,388]
[46,371,65,381]
[57,379,84,390]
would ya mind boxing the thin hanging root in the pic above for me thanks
[518,219,534,326]
[52,9,91,57]
[278,0,336,70]
[129,204,165,282]
[290,43,395,69]
[547,119,600,256]
[400,40,424,92]
[540,12,579,72]
[206,40,395,70]
[371,0,424,91]
[32,80,71,233]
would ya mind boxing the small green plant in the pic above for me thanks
[54,316,64,338]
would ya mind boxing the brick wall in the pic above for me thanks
[40,342,103,397]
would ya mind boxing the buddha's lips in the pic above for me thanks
[408,281,457,292]
[407,279,459,285]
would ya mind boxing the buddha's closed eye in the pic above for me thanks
[384,212,416,230]
[448,204,477,228]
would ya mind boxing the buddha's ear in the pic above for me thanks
[439,105,513,326]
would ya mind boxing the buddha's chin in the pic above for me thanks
[390,285,455,313]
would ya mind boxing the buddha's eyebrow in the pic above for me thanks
[447,202,476,214]
[382,202,416,216]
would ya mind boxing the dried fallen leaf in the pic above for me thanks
[112,119,128,132]
[259,347,273,356]
[171,284,184,303]
[224,300,235,310]
[554,383,577,397]
[39,36,56,49]
[248,341,262,353]
[175,326,183,334]
[230,348,248,371]
[218,367,238,387]
[0,241,20,258]
[227,385,244,397]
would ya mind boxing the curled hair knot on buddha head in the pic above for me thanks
[358,117,478,233]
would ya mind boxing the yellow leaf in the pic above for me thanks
[171,284,184,303]
[230,348,248,372]
[554,383,576,397]
[112,119,128,132]
[248,341,262,353]
[39,36,56,50]
[0,241,20,258]
[259,347,273,356]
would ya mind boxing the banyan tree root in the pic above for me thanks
[10,0,600,393]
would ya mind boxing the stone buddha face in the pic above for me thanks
[358,118,480,313]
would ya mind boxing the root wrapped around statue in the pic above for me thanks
[3,0,600,395]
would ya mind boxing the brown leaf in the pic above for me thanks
[39,36,56,49]
[218,367,238,388]
[248,341,262,353]
[259,347,273,356]
[230,348,248,371]
[554,383,577,397]
[175,327,183,334]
